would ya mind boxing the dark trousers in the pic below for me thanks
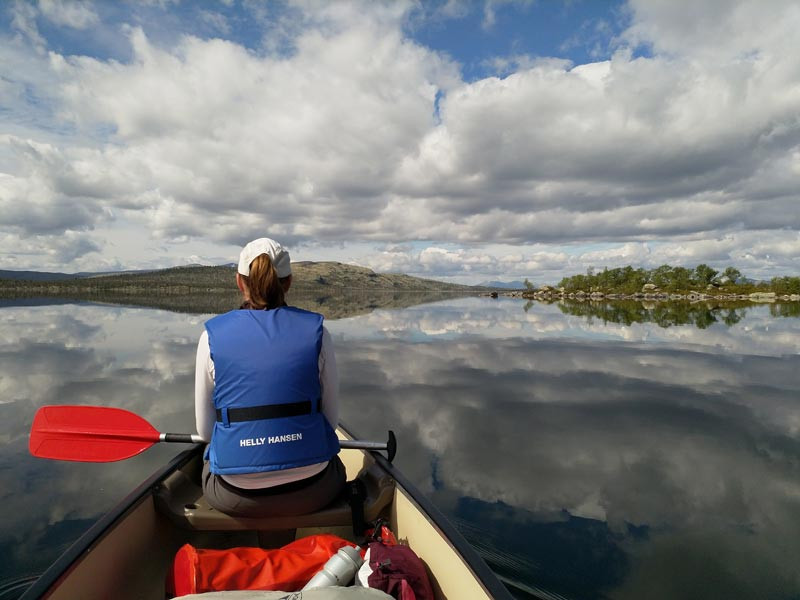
[202,456,347,518]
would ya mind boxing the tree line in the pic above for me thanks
[541,265,800,295]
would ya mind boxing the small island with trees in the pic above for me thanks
[516,264,800,302]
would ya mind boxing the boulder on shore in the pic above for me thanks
[749,292,776,302]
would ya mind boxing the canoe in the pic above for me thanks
[20,426,514,599]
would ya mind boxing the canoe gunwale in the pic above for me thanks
[368,447,515,600]
[18,444,204,600]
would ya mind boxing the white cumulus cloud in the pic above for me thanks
[0,0,798,282]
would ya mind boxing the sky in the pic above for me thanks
[1,0,799,285]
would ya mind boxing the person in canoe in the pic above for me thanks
[194,237,345,516]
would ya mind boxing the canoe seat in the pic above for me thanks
[154,461,394,533]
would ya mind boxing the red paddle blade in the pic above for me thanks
[29,405,161,462]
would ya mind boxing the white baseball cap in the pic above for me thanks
[237,238,292,278]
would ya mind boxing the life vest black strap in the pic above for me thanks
[215,400,314,424]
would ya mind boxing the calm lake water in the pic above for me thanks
[2,296,800,599]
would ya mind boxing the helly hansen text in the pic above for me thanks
[239,433,303,447]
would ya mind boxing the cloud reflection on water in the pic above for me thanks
[1,297,799,599]
[0,304,204,580]
[329,299,800,598]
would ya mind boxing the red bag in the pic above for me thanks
[168,534,356,597]
[366,542,434,600]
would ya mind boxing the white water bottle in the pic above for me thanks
[302,545,364,590]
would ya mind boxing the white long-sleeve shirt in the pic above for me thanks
[194,326,339,489]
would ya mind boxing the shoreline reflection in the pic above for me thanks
[547,299,800,329]
[0,290,480,320]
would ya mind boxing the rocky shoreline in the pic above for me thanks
[501,285,800,303]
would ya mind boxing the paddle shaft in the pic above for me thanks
[35,426,389,449]
[29,405,395,463]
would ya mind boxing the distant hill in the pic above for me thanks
[0,262,486,317]
[0,269,83,281]
[478,280,527,289]
[291,262,480,292]
[0,268,156,280]
[0,262,482,293]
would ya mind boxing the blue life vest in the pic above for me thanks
[204,307,340,475]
